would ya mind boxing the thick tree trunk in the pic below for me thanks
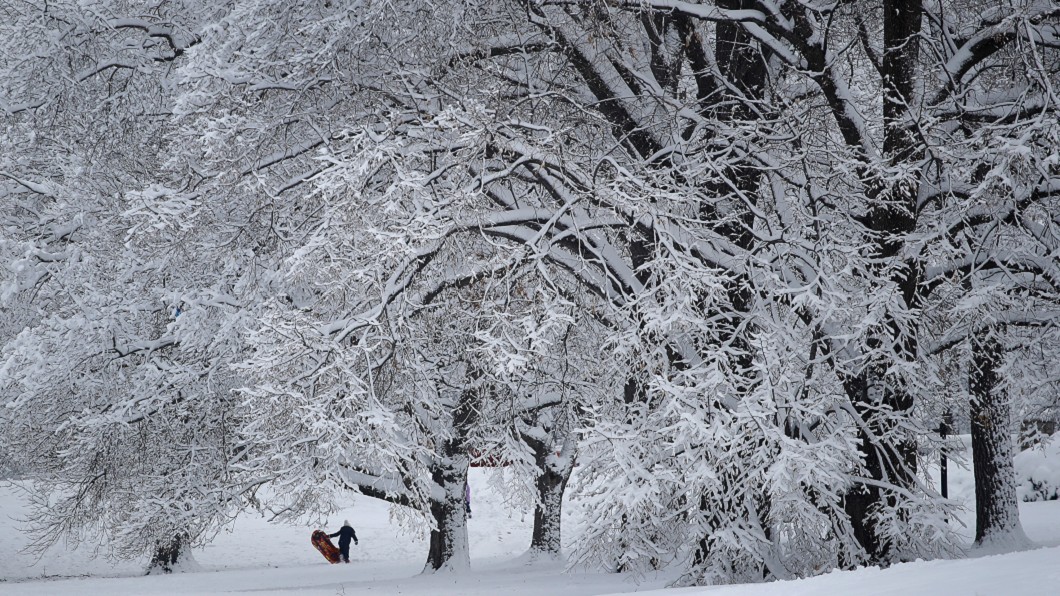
[527,438,575,557]
[145,532,191,575]
[425,467,471,572]
[843,370,918,563]
[423,378,479,572]
[530,466,566,555]
[970,329,1029,549]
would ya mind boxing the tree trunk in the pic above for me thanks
[527,436,575,557]
[841,0,925,565]
[424,379,479,572]
[530,466,566,555]
[970,329,1029,549]
[843,370,918,563]
[145,532,190,575]
[425,468,470,572]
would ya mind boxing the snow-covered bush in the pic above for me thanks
[1016,435,1060,503]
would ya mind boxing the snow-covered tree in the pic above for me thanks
[169,0,1060,580]
[2,0,1058,586]
[0,1,262,573]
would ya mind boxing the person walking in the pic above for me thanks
[329,520,358,563]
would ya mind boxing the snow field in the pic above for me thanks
[0,467,675,595]
[3,439,1060,595]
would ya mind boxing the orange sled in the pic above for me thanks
[311,530,342,564]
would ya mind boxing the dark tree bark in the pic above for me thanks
[842,370,918,562]
[970,328,1029,547]
[145,532,190,575]
[525,426,575,557]
[529,462,568,555]
[841,0,924,563]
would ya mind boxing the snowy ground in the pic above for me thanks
[2,437,1060,595]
